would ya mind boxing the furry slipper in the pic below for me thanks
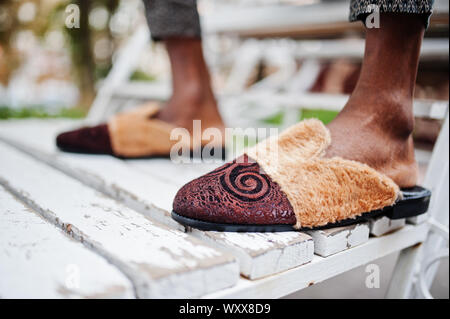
[56,103,224,158]
[171,119,431,232]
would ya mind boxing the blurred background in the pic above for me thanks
[0,0,448,298]
[0,0,136,117]
[0,0,448,127]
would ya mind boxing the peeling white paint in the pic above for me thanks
[0,184,133,299]
[0,141,238,298]
[0,121,314,280]
[370,216,405,237]
[307,223,369,257]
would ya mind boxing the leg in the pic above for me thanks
[386,244,423,298]
[144,0,224,132]
[158,38,224,132]
[325,12,428,188]
[56,0,223,157]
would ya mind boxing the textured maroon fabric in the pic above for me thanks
[173,154,296,225]
[56,124,114,155]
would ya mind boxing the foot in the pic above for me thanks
[158,37,225,134]
[156,86,225,134]
[55,96,225,158]
[172,119,404,231]
[56,35,226,157]
[325,93,418,188]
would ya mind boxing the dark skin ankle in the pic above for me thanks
[325,13,425,188]
[156,37,224,133]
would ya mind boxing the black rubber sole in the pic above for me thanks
[171,186,431,232]
[57,146,227,160]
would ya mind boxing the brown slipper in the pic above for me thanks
[56,103,224,158]
[172,119,431,232]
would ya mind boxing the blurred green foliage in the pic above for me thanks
[261,108,338,126]
[299,108,339,124]
[130,70,157,82]
[59,0,120,108]
[1,0,121,109]
[0,106,86,120]
[261,111,285,125]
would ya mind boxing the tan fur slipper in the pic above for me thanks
[56,103,225,158]
[172,119,431,232]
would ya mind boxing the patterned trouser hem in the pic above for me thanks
[143,0,435,41]
[143,0,201,41]
[349,0,435,28]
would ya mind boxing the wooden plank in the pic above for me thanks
[0,119,181,229]
[0,185,133,299]
[203,2,355,37]
[0,140,238,298]
[306,223,369,257]
[129,158,222,188]
[369,217,405,237]
[203,1,448,37]
[190,231,313,279]
[204,223,428,299]
[0,120,315,280]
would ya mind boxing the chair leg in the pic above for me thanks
[388,114,449,299]
[385,244,423,299]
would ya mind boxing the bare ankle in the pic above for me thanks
[157,85,222,132]
[343,90,415,139]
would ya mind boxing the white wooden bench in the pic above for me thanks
[1,0,448,298]
[0,109,447,298]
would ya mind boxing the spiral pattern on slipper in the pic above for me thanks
[219,163,270,202]
[172,154,296,225]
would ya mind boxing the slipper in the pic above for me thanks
[171,119,431,232]
[56,103,224,158]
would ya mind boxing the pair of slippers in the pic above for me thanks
[57,105,431,232]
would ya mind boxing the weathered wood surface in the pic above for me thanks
[307,223,369,257]
[0,140,238,298]
[0,120,315,280]
[191,230,313,279]
[130,160,315,280]
[369,217,406,237]
[0,119,433,293]
[0,120,180,228]
[129,158,223,188]
[204,223,429,299]
[0,185,133,299]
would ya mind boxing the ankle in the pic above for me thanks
[388,99,415,139]
[171,82,216,110]
[158,83,221,130]
[343,90,415,139]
